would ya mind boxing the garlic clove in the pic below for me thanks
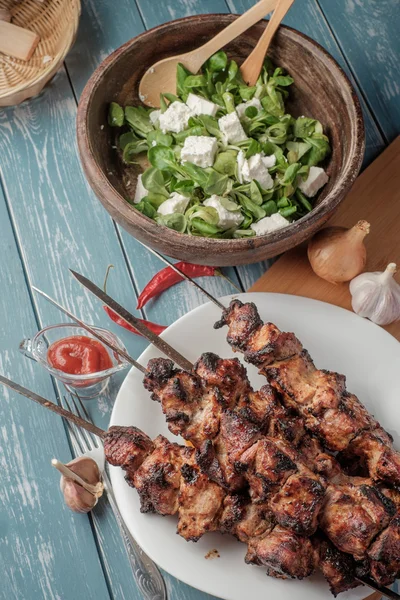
[53,456,104,514]
[349,263,400,326]
[61,477,98,514]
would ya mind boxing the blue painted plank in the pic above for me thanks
[318,0,400,143]
[135,0,229,29]
[64,0,146,99]
[0,183,110,600]
[0,69,154,599]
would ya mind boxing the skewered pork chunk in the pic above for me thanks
[246,525,316,580]
[320,481,396,559]
[314,534,360,597]
[367,512,400,585]
[104,425,154,481]
[215,299,400,486]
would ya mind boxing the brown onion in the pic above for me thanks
[308,220,370,284]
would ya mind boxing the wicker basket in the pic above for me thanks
[0,0,81,106]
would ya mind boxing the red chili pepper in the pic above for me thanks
[136,262,238,309]
[104,306,167,337]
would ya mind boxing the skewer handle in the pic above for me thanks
[0,375,105,438]
[69,269,194,372]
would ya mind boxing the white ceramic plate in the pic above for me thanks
[109,293,400,600]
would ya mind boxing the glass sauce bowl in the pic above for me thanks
[20,324,130,398]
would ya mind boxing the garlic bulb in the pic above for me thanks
[52,457,104,514]
[349,263,400,326]
[308,220,370,284]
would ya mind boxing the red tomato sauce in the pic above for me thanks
[47,336,113,375]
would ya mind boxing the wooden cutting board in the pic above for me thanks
[251,138,400,600]
[250,136,400,342]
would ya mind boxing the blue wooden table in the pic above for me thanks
[0,1,399,598]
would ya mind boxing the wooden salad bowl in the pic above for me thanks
[77,14,365,267]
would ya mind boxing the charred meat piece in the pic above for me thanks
[133,435,185,515]
[238,437,297,502]
[367,512,400,585]
[145,359,220,446]
[232,502,274,542]
[343,429,400,486]
[219,493,249,535]
[267,354,370,452]
[214,300,263,351]
[314,534,359,597]
[236,384,305,445]
[178,460,227,541]
[270,473,325,536]
[104,425,154,481]
[298,435,342,480]
[194,352,250,407]
[246,525,316,580]
[143,358,177,390]
[215,300,302,365]
[320,482,396,559]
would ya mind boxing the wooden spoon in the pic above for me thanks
[240,0,296,85]
[139,0,277,107]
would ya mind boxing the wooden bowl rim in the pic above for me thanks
[77,13,365,252]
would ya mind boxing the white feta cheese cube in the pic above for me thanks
[251,213,290,236]
[186,93,219,117]
[134,174,147,204]
[159,102,193,134]
[204,195,244,230]
[236,98,262,121]
[180,136,218,168]
[262,154,276,169]
[149,109,161,126]
[298,166,329,197]
[218,112,247,144]
[237,150,246,184]
[157,192,190,216]
[241,153,274,190]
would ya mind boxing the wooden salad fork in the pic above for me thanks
[139,0,277,107]
[240,0,296,85]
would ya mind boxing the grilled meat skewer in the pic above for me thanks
[2,374,399,598]
[214,299,400,487]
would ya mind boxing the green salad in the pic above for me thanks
[109,51,331,239]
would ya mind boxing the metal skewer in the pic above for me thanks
[355,576,400,600]
[32,286,147,374]
[0,375,105,437]
[140,244,226,310]
[68,269,193,372]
